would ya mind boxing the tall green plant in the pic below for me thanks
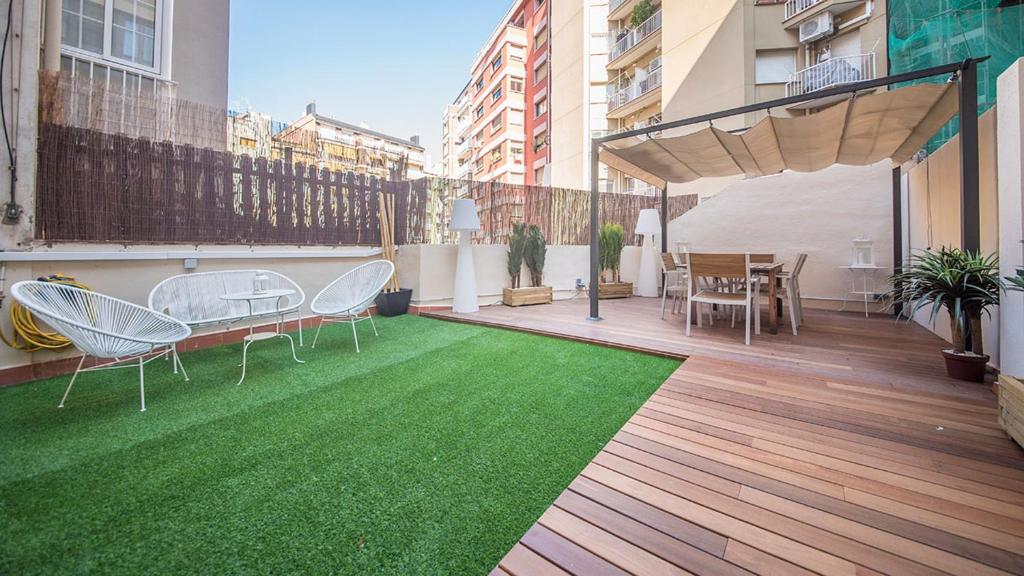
[888,247,1001,355]
[630,0,655,27]
[524,225,547,287]
[507,223,527,289]
[599,223,626,283]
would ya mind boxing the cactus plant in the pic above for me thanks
[524,225,547,287]
[599,223,626,283]
[507,223,527,289]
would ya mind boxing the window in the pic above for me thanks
[490,148,502,163]
[535,166,546,184]
[475,105,484,119]
[534,61,548,84]
[755,49,796,84]
[510,146,524,163]
[491,54,503,72]
[475,77,484,91]
[238,136,257,148]
[491,115,503,132]
[534,97,547,117]
[510,78,524,93]
[534,26,548,48]
[62,0,160,70]
[533,130,547,152]
[492,86,502,102]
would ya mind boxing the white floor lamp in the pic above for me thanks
[635,208,661,298]
[450,199,481,314]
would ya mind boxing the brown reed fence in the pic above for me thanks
[35,123,427,245]
[415,178,698,246]
[35,123,697,246]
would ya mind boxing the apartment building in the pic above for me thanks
[275,103,426,180]
[601,0,887,196]
[548,0,610,191]
[440,83,472,180]
[441,0,552,185]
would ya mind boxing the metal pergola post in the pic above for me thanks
[959,59,981,254]
[892,167,903,318]
[586,58,987,322]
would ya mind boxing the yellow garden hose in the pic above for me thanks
[1,274,91,352]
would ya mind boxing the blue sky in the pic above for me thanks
[229,0,512,166]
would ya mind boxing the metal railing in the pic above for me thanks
[609,10,661,62]
[607,60,662,113]
[784,0,825,20]
[785,53,876,97]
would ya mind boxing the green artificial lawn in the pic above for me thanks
[0,315,679,575]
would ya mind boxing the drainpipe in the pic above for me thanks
[42,0,60,71]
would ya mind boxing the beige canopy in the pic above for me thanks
[599,83,959,189]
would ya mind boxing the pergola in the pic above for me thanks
[586,58,989,321]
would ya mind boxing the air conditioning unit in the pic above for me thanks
[799,12,834,43]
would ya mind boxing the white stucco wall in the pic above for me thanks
[998,59,1024,377]
[397,244,643,308]
[666,161,895,308]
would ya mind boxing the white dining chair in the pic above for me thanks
[12,281,192,412]
[310,260,395,352]
[685,252,760,345]
[660,253,687,319]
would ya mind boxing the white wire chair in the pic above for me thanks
[11,281,192,412]
[149,269,306,355]
[310,260,395,352]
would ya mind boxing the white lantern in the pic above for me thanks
[253,273,269,294]
[853,239,874,267]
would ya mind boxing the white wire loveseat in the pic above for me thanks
[148,269,306,346]
[11,281,192,411]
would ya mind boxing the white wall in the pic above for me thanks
[397,244,643,308]
[667,161,895,307]
[999,59,1024,377]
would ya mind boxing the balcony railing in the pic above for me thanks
[609,10,661,62]
[785,53,876,98]
[608,60,662,113]
[784,0,825,20]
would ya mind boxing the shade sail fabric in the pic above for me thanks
[599,83,958,189]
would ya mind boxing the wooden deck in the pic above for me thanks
[425,299,1024,575]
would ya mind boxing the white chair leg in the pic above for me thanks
[755,300,761,335]
[351,317,360,352]
[296,311,304,347]
[312,316,325,349]
[661,285,668,319]
[685,299,693,336]
[697,303,703,328]
[58,355,87,409]
[173,348,190,381]
[788,286,799,336]
[368,311,378,336]
[745,302,752,346]
[237,339,252,386]
[138,356,146,412]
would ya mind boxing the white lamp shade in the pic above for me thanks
[635,208,661,235]
[450,199,481,231]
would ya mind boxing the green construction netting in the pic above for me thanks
[889,0,1023,151]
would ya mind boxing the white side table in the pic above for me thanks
[220,289,305,385]
[839,265,885,318]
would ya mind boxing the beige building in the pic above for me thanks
[551,0,887,196]
[548,0,610,191]
[440,84,472,181]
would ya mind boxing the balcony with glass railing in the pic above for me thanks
[608,10,661,67]
[607,58,662,115]
[785,53,876,98]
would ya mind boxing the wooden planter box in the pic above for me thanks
[503,286,553,307]
[999,374,1024,448]
[598,282,633,299]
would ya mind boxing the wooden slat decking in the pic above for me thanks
[425,299,1024,575]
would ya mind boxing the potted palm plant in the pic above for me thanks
[888,247,1001,382]
[598,223,632,299]
[503,223,552,306]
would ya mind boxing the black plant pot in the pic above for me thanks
[375,288,412,317]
